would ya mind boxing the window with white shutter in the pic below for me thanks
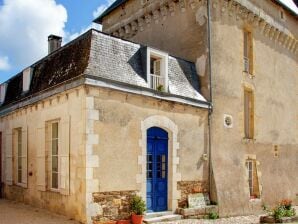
[5,131,13,185]
[12,127,27,188]
[36,125,46,191]
[46,117,70,195]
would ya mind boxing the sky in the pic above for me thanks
[0,0,297,83]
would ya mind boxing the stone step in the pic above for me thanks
[143,214,182,224]
[145,211,173,219]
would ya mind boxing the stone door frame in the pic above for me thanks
[138,115,181,212]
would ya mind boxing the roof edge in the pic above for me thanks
[93,0,298,24]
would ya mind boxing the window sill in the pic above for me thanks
[15,183,27,188]
[49,188,60,193]
[242,138,256,144]
[249,198,261,203]
[243,71,255,79]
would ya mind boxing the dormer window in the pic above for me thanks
[23,67,33,92]
[0,83,7,104]
[147,48,168,92]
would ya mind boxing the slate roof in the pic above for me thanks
[0,29,208,110]
[93,0,297,24]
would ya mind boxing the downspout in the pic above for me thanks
[207,0,214,202]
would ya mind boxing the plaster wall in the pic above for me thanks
[101,0,298,216]
[210,3,298,215]
[0,87,87,222]
[86,86,209,212]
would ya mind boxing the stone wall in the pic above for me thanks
[87,86,209,216]
[0,86,87,223]
[177,181,209,208]
[92,191,137,221]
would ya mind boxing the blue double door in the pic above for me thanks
[146,127,168,212]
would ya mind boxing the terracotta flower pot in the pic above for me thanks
[117,220,131,224]
[131,214,144,224]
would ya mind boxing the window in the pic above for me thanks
[16,128,22,184]
[150,57,163,90]
[246,159,260,199]
[51,122,59,189]
[243,30,253,75]
[13,127,27,187]
[147,48,168,92]
[244,88,254,139]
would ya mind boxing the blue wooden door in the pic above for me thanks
[147,127,168,212]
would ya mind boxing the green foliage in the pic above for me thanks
[272,199,296,220]
[208,212,219,219]
[156,85,164,92]
[273,206,286,220]
[130,195,146,215]
[284,208,296,217]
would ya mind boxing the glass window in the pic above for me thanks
[17,129,22,183]
[51,122,59,189]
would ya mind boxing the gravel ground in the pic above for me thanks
[155,215,260,224]
[0,199,80,224]
[156,206,298,224]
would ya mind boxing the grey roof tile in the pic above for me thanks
[0,29,207,109]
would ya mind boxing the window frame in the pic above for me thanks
[243,30,254,75]
[49,120,60,191]
[244,88,254,139]
[16,128,22,184]
[146,47,169,92]
[246,159,260,199]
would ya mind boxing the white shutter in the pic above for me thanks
[154,60,161,76]
[5,131,13,185]
[59,116,70,195]
[21,127,28,187]
[36,125,46,191]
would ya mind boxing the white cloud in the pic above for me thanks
[93,0,115,19]
[0,55,10,71]
[0,0,67,70]
[67,23,101,41]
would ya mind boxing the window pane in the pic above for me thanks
[52,172,58,189]
[52,139,58,155]
[18,170,22,183]
[52,123,58,139]
[52,156,58,172]
[18,156,22,169]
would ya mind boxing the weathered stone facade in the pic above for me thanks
[92,191,137,221]
[99,0,298,217]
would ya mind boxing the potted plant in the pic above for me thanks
[130,195,146,224]
[156,84,164,92]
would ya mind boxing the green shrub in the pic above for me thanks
[208,212,219,219]
[284,208,296,217]
[273,206,286,220]
[130,195,146,215]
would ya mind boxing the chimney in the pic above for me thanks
[48,35,62,54]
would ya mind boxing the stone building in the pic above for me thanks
[0,0,297,224]
[0,30,210,223]
[95,0,298,217]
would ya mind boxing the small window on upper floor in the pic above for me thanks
[244,88,254,139]
[243,30,253,75]
[147,48,168,92]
